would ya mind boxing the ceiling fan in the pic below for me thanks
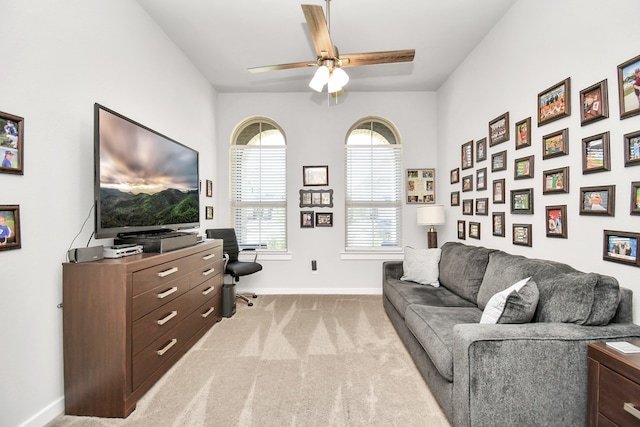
[248,0,415,94]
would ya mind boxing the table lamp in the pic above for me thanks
[417,205,445,248]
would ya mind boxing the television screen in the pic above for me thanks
[94,104,199,238]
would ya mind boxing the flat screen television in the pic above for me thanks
[94,103,200,239]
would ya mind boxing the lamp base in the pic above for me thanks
[427,230,438,249]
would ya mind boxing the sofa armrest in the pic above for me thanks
[452,322,640,427]
[383,260,403,282]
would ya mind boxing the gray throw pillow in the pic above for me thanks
[401,247,441,287]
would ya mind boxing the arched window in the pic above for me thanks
[230,117,287,250]
[345,117,402,249]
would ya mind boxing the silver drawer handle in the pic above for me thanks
[202,268,215,276]
[202,253,215,260]
[202,286,215,296]
[157,310,177,326]
[624,403,640,420]
[201,307,215,318]
[157,287,178,299]
[157,267,178,278]
[156,338,177,356]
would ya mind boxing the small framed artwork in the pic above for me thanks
[315,212,333,227]
[0,205,21,250]
[205,206,214,220]
[462,199,473,215]
[476,167,487,191]
[0,111,24,175]
[450,167,460,184]
[624,130,640,167]
[542,128,569,160]
[538,77,571,126]
[492,212,505,237]
[451,191,460,206]
[206,179,213,197]
[514,155,534,180]
[580,185,615,216]
[492,178,506,204]
[461,141,474,170]
[457,220,466,240]
[513,224,532,247]
[542,167,569,194]
[475,198,488,216]
[515,117,531,149]
[545,205,567,238]
[580,79,609,126]
[300,189,334,208]
[300,211,315,228]
[603,230,639,267]
[582,132,611,174]
[469,222,481,240]
[489,112,510,146]
[616,54,640,120]
[406,169,435,203]
[303,165,329,186]
[462,175,473,192]
[632,182,640,215]
[511,188,534,214]
[476,138,487,162]
[491,150,507,172]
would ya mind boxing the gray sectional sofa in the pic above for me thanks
[383,241,640,427]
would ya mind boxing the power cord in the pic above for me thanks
[65,202,95,262]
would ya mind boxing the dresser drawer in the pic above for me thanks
[599,365,640,426]
[132,257,192,296]
[190,275,222,309]
[187,292,222,334]
[131,276,191,321]
[190,258,223,289]
[191,245,223,271]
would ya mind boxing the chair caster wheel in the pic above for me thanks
[248,302,254,307]
[252,295,258,298]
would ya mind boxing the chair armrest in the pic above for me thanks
[238,248,257,262]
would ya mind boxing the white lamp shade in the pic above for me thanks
[327,67,349,93]
[417,205,445,225]
[309,66,330,92]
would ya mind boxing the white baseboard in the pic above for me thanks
[18,396,64,427]
[238,288,382,295]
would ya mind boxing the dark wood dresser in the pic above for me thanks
[588,341,640,426]
[62,240,223,417]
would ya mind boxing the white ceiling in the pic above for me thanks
[136,0,516,93]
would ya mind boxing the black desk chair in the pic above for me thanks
[205,228,261,306]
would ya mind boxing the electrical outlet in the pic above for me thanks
[311,260,317,271]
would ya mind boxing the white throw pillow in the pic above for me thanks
[480,277,535,324]
[400,246,441,287]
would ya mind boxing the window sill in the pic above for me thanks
[340,250,404,261]
[250,251,292,261]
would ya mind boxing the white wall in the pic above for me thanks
[0,1,218,426]
[437,0,640,322]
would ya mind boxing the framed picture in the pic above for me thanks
[469,222,481,239]
[582,132,611,174]
[491,150,507,172]
[406,168,435,203]
[624,130,640,167]
[542,128,569,159]
[476,138,487,162]
[303,165,329,186]
[492,178,506,204]
[205,206,214,220]
[461,141,474,170]
[513,224,532,247]
[542,167,569,194]
[299,189,334,208]
[300,211,314,228]
[206,179,213,197]
[616,54,640,120]
[492,212,505,237]
[603,230,639,266]
[315,212,333,227]
[632,182,640,215]
[0,111,24,175]
[475,198,488,216]
[462,199,473,215]
[450,167,460,184]
[511,188,534,214]
[462,175,473,192]
[457,220,466,240]
[514,155,534,180]
[0,205,21,250]
[538,77,571,126]
[515,117,531,149]
[546,205,567,238]
[476,167,487,191]
[580,185,615,216]
[489,112,510,146]
[451,191,460,206]
[580,79,609,126]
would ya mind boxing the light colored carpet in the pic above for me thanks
[48,295,450,427]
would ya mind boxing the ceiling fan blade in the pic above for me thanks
[248,61,316,73]
[301,4,335,59]
[340,49,416,67]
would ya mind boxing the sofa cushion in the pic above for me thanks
[480,277,539,324]
[401,247,441,287]
[439,242,494,304]
[405,305,482,381]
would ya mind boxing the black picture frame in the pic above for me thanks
[624,130,640,167]
[462,175,473,192]
[450,167,460,184]
[0,110,24,175]
[303,165,329,186]
[542,167,569,194]
[489,112,510,146]
[476,138,487,162]
[300,211,314,228]
[469,222,481,239]
[582,132,611,174]
[476,167,487,191]
[492,178,506,204]
[545,205,567,238]
[451,191,460,206]
[542,128,569,160]
[513,224,532,247]
[461,140,474,170]
[315,212,333,227]
[632,182,640,215]
[580,79,609,126]
[511,188,534,214]
[491,150,507,172]
[603,230,639,267]
[580,185,615,216]
[462,199,473,215]
[206,179,213,197]
[515,117,531,149]
[205,206,214,220]
[457,220,466,240]
[514,155,534,180]
[0,205,21,250]
[538,77,571,126]
[475,198,488,216]
[492,212,505,237]
[617,54,640,120]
